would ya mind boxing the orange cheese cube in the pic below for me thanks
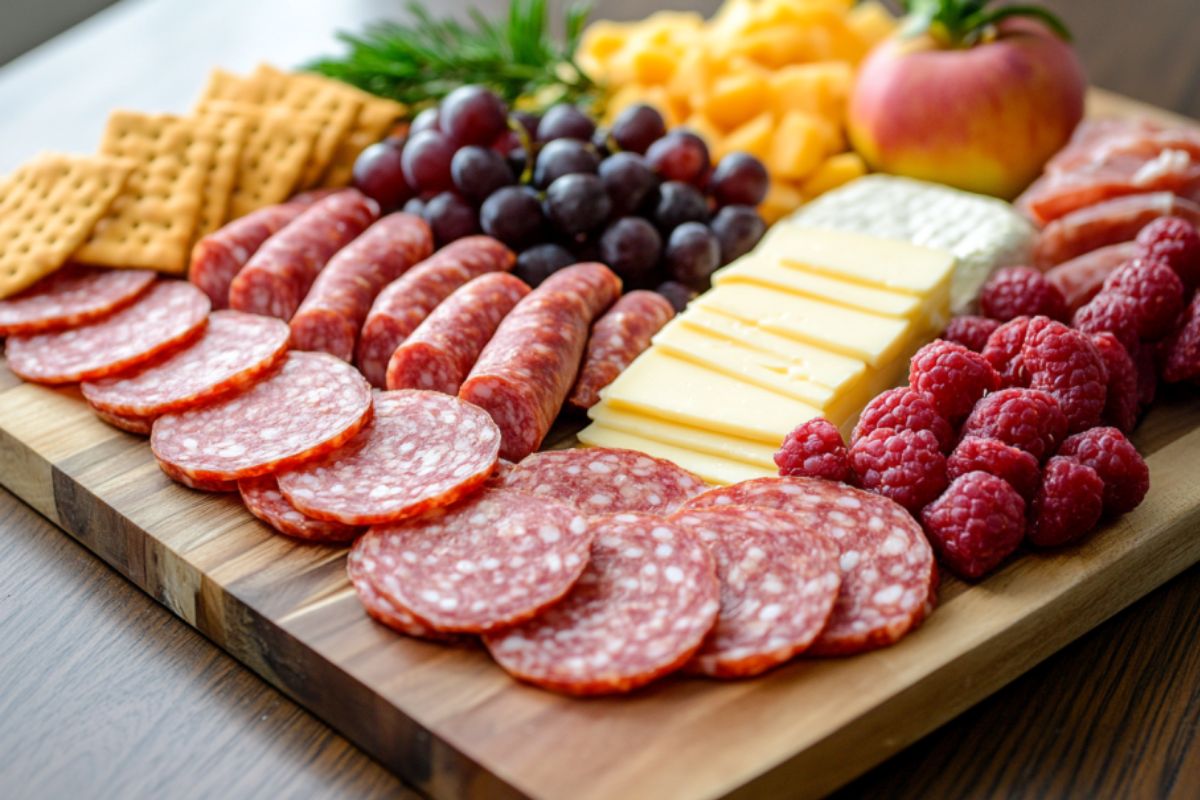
[800,152,869,199]
[630,46,678,85]
[715,111,774,162]
[769,62,853,119]
[703,73,771,131]
[759,180,805,224]
[768,111,828,180]
[846,1,897,47]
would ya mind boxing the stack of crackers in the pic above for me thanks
[0,64,403,300]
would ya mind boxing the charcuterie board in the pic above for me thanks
[2,89,1199,800]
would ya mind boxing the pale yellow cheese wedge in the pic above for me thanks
[587,405,780,469]
[577,424,777,486]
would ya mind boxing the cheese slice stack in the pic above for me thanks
[578,227,957,485]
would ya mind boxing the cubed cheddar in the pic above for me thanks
[714,111,773,161]
[702,72,771,131]
[768,111,829,180]
[800,152,868,198]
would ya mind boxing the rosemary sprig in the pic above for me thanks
[305,0,599,116]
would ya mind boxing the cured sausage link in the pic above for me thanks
[228,189,379,320]
[385,272,529,394]
[189,202,310,309]
[289,212,434,361]
[569,290,675,410]
[459,262,621,461]
[356,236,515,388]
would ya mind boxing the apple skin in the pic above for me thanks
[848,19,1086,199]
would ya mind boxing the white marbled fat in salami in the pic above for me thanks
[151,351,372,484]
[239,474,362,543]
[82,311,289,417]
[667,506,841,677]
[357,488,592,633]
[0,265,156,336]
[5,281,210,384]
[276,390,500,525]
[483,512,720,696]
[680,477,935,655]
[499,447,706,515]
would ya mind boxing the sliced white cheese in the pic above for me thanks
[587,404,781,469]
[577,424,777,485]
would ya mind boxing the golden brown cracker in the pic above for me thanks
[75,111,216,274]
[0,153,133,299]
[192,114,247,241]
[291,72,405,187]
[196,67,264,106]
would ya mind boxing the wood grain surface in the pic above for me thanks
[1,1,1199,798]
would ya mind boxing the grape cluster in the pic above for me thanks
[352,85,768,310]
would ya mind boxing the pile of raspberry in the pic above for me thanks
[772,217,1200,583]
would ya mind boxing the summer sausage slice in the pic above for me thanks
[289,212,434,361]
[91,405,154,436]
[346,540,463,641]
[569,290,674,410]
[238,475,363,543]
[483,512,720,696]
[0,265,155,336]
[228,189,379,320]
[384,272,529,394]
[189,202,310,309]
[458,262,621,461]
[356,236,515,387]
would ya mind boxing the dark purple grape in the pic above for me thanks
[410,107,440,134]
[710,153,769,207]
[645,131,710,185]
[511,111,540,141]
[532,139,600,188]
[544,174,611,236]
[402,196,427,216]
[352,141,412,212]
[598,217,662,283]
[571,237,601,263]
[450,146,514,203]
[400,130,455,193]
[591,126,613,156]
[423,192,480,247]
[599,152,658,218]
[611,104,666,154]
[536,103,596,142]
[515,243,575,287]
[440,85,508,146]
[507,147,528,181]
[665,222,721,290]
[481,186,544,248]
[711,205,767,265]
[654,181,709,232]
[656,280,697,312]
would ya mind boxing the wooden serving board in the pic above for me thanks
[2,89,1197,800]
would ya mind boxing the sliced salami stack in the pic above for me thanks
[0,265,156,336]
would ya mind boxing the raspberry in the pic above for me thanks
[852,387,954,453]
[1163,291,1200,383]
[982,316,1033,387]
[1027,456,1105,547]
[942,315,1001,353]
[920,471,1026,580]
[1057,427,1149,515]
[1090,332,1139,433]
[959,387,1067,462]
[1072,292,1141,354]
[1136,343,1158,407]
[947,436,1041,502]
[909,339,1000,422]
[1100,258,1185,340]
[848,427,948,513]
[1022,319,1109,433]
[774,418,849,481]
[1136,215,1200,289]
[980,266,1068,322]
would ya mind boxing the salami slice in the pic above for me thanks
[0,265,156,336]
[157,458,238,492]
[151,351,372,484]
[356,236,515,387]
[459,263,622,461]
[228,189,379,320]
[680,477,935,655]
[483,512,720,696]
[92,406,153,435]
[569,290,675,410]
[238,475,362,543]
[189,202,310,308]
[666,506,841,677]
[358,488,592,633]
[81,310,289,418]
[289,212,434,361]
[385,272,529,394]
[5,281,210,385]
[498,447,706,515]
[276,390,500,525]
[347,536,465,642]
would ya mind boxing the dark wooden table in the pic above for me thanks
[1,1,1198,797]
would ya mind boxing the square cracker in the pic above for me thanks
[195,100,320,217]
[192,114,247,241]
[75,110,217,274]
[0,153,132,299]
[195,67,265,106]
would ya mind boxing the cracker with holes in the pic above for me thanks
[195,100,320,217]
[75,111,217,274]
[192,114,248,242]
[292,72,403,188]
[196,67,264,105]
[0,153,133,299]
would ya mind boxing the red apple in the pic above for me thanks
[848,4,1086,199]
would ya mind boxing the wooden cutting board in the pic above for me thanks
[1,89,1197,800]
